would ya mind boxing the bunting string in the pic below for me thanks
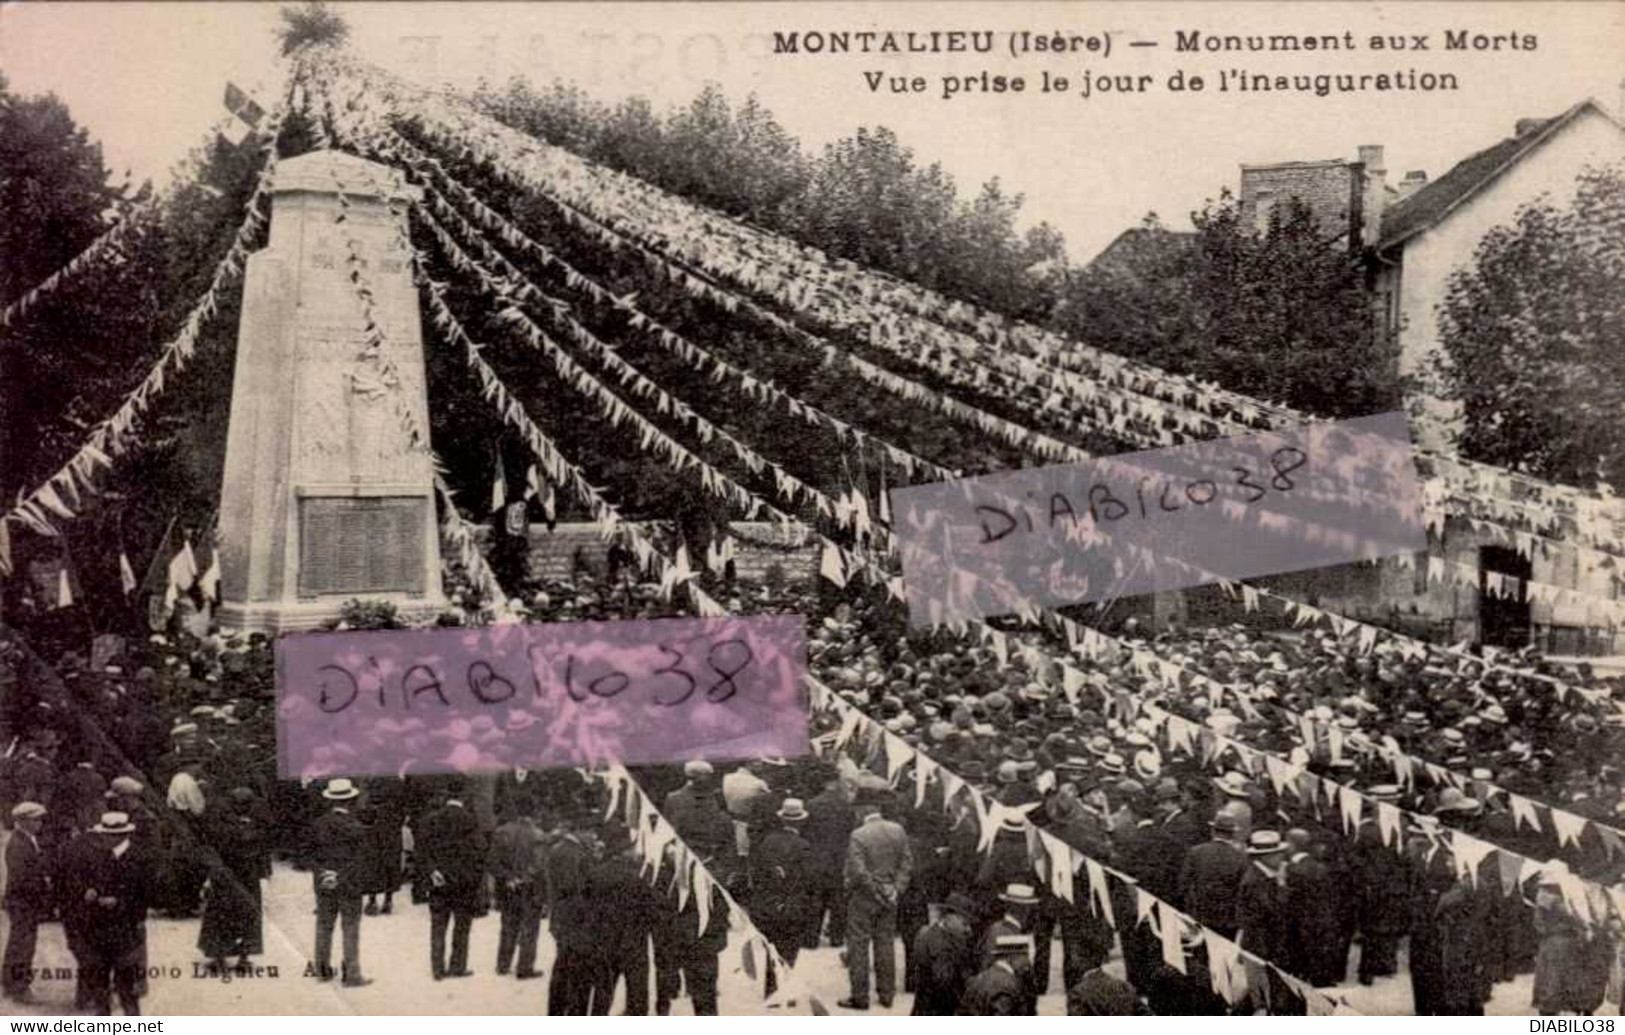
[0,78,293,574]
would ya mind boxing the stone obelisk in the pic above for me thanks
[216,150,443,634]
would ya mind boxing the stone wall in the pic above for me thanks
[1238,159,1361,240]
[480,521,821,585]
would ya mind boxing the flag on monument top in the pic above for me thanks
[220,82,266,147]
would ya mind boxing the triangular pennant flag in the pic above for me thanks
[1046,835,1076,905]
[524,464,540,501]
[119,550,138,596]
[1494,850,1524,897]
[491,456,508,512]
[1338,783,1363,834]
[1451,834,1493,888]
[55,567,74,609]
[1135,888,1157,928]
[199,550,221,604]
[1376,802,1402,849]
[1550,808,1587,849]
[1595,825,1622,860]
[1509,794,1541,833]
[819,542,847,587]
[1157,901,1188,974]
[1083,858,1114,927]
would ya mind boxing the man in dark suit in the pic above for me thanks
[1283,828,1345,986]
[958,935,1036,1015]
[803,777,854,948]
[750,798,814,997]
[308,778,371,987]
[61,811,149,1015]
[662,762,734,882]
[840,794,913,1010]
[547,824,604,1015]
[488,812,546,979]
[3,803,49,1003]
[417,791,487,980]
[1236,831,1301,1015]
[591,839,659,1014]
[1178,807,1249,939]
[493,767,546,826]
[1352,785,1411,983]
[911,893,977,1015]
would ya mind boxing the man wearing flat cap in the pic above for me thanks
[662,761,733,876]
[3,803,49,1002]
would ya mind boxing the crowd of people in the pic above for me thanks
[1,568,1623,1016]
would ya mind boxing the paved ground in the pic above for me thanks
[0,851,1613,1016]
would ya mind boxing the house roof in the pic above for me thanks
[1085,226,1197,275]
[1375,98,1621,253]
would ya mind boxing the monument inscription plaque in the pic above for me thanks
[216,151,444,634]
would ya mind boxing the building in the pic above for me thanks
[1235,98,1625,451]
[1180,101,1625,653]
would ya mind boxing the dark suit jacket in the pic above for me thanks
[958,962,1034,1015]
[750,827,813,926]
[1179,840,1248,937]
[4,832,49,914]
[417,803,486,907]
[912,921,974,1015]
[309,806,368,897]
[61,834,148,951]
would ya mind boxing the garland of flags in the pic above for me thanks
[0,201,157,329]
[595,763,822,1013]
[0,84,292,575]
[807,677,1357,1015]
[356,54,1625,562]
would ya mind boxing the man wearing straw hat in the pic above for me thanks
[751,797,814,997]
[62,810,149,1015]
[309,778,371,987]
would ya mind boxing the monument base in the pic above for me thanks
[215,594,446,636]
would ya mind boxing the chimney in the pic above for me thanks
[1357,144,1386,247]
[1514,118,1545,137]
[1397,170,1428,200]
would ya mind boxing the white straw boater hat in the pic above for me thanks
[92,811,135,835]
[322,778,361,801]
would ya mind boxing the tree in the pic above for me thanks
[0,73,154,514]
[1052,193,1398,419]
[1428,163,1625,488]
[274,2,350,56]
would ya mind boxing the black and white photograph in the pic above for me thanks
[0,0,1623,1020]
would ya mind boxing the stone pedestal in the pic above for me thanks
[217,150,443,634]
